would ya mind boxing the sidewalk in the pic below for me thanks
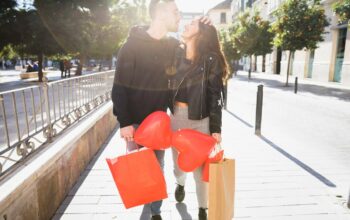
[236,71,350,102]
[53,106,350,219]
[237,71,350,91]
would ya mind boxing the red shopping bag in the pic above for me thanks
[106,148,167,209]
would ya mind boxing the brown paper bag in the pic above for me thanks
[208,158,235,220]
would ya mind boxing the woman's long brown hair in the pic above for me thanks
[191,22,229,83]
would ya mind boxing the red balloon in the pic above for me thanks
[134,111,172,150]
[202,150,224,182]
[172,129,216,172]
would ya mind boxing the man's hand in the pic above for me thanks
[212,133,222,144]
[199,16,213,26]
[120,125,135,142]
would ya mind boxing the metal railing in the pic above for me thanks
[0,70,114,178]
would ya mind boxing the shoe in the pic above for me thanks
[151,215,162,220]
[175,184,185,203]
[198,208,207,220]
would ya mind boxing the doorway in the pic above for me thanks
[334,28,347,82]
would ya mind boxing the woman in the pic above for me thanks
[169,18,228,220]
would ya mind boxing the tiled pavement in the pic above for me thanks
[53,109,350,220]
[53,73,350,220]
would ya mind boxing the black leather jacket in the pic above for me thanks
[169,49,225,134]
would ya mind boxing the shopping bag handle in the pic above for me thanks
[125,141,141,155]
[214,144,222,154]
[209,144,223,158]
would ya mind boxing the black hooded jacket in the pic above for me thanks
[111,26,179,128]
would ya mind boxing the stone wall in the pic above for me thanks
[0,102,117,220]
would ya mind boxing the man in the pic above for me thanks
[59,60,65,78]
[64,60,71,77]
[111,1,181,219]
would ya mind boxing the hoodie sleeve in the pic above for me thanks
[111,42,135,128]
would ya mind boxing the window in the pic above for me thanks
[221,12,227,24]
[246,0,257,8]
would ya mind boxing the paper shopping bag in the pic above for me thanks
[106,148,167,209]
[208,158,235,220]
[202,150,224,182]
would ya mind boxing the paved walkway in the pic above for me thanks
[236,71,350,91]
[53,112,350,219]
[53,72,350,220]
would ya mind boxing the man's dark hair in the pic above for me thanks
[149,0,174,19]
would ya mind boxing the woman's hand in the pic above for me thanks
[212,133,222,144]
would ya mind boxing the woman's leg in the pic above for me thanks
[193,165,208,209]
[192,117,210,209]
[172,147,186,186]
[170,110,188,186]
[171,107,210,209]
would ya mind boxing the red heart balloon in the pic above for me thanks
[172,129,216,172]
[202,150,224,182]
[134,111,172,150]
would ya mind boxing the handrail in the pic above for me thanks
[0,70,115,178]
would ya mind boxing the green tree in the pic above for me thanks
[0,0,18,69]
[233,10,259,79]
[35,0,97,75]
[233,10,274,79]
[19,10,62,82]
[333,0,350,26]
[0,0,18,49]
[34,0,145,75]
[254,20,275,73]
[0,1,63,81]
[0,45,17,60]
[219,28,240,77]
[15,9,63,81]
[91,1,148,70]
[272,0,329,86]
[0,0,16,16]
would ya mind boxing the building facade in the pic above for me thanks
[232,0,350,86]
[207,0,233,30]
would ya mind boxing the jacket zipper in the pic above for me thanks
[173,74,187,109]
[200,60,206,119]
[172,60,206,119]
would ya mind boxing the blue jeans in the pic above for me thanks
[127,126,165,216]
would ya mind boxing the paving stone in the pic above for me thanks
[53,74,350,219]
